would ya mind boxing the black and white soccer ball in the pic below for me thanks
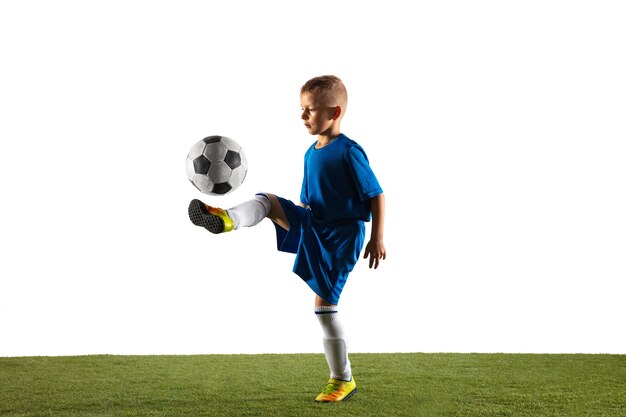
[185,135,248,195]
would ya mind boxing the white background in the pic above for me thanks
[1,1,624,357]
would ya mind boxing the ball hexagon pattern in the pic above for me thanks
[185,135,248,195]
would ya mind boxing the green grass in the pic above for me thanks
[1,353,624,417]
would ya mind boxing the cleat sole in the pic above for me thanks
[188,199,225,234]
[343,387,357,401]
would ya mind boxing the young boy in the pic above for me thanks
[188,75,386,402]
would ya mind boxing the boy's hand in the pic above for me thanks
[364,238,386,269]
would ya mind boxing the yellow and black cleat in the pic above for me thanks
[188,199,234,234]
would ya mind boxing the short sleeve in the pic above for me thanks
[347,145,383,201]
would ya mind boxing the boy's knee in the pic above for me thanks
[256,192,278,212]
[258,192,289,230]
[253,193,271,213]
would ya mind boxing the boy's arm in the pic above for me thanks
[364,193,386,269]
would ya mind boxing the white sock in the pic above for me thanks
[315,306,352,381]
[227,193,271,229]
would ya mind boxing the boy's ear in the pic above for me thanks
[332,106,342,120]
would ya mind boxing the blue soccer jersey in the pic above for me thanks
[300,134,382,223]
[273,134,382,304]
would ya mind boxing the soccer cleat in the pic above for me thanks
[315,377,357,402]
[188,199,234,234]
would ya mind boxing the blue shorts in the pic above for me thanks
[273,196,366,305]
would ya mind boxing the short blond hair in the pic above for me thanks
[300,75,348,108]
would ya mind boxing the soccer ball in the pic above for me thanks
[185,135,248,195]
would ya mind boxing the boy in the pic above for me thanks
[188,75,386,402]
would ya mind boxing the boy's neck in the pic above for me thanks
[316,129,342,149]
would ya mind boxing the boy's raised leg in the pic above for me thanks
[188,193,288,234]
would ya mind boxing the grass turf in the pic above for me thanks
[0,353,624,416]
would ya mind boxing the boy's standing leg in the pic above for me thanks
[314,295,357,402]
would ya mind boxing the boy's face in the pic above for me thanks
[300,92,340,137]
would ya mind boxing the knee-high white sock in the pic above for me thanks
[227,193,271,229]
[315,306,352,381]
